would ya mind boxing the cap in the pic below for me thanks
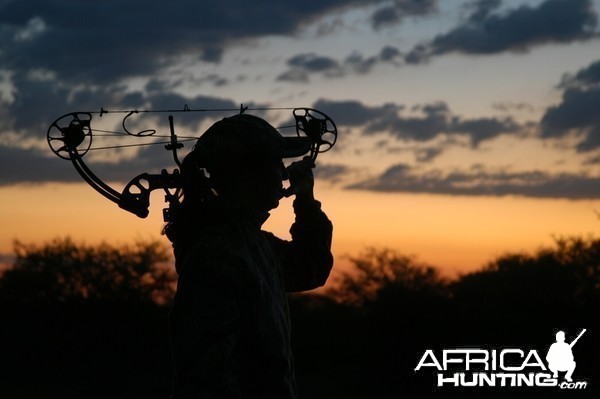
[191,114,312,168]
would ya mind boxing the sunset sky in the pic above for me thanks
[1,0,599,276]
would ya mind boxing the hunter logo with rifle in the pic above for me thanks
[414,328,589,391]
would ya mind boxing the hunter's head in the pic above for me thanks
[184,114,311,212]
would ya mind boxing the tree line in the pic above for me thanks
[0,236,597,398]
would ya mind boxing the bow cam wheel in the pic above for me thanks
[293,108,338,155]
[47,112,93,159]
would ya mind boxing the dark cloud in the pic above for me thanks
[313,99,401,127]
[380,45,402,62]
[585,153,600,165]
[344,46,402,74]
[1,146,79,185]
[344,53,379,75]
[453,116,521,146]
[367,102,451,141]
[0,137,181,187]
[0,71,239,137]
[372,137,447,161]
[0,71,148,136]
[415,147,443,162]
[148,74,229,90]
[288,53,341,72]
[371,0,438,29]
[313,163,351,183]
[146,93,237,114]
[277,46,402,82]
[276,69,310,84]
[492,101,536,113]
[314,98,521,146]
[559,58,600,88]
[405,0,598,63]
[277,53,342,82]
[541,58,600,152]
[0,0,393,85]
[349,163,600,199]
[464,0,502,23]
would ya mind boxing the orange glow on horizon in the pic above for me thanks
[1,182,597,277]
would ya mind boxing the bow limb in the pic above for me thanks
[71,152,181,219]
[70,150,122,205]
[73,153,181,219]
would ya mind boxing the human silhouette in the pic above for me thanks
[164,114,334,398]
[546,330,584,382]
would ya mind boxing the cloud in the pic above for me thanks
[371,0,438,29]
[415,147,444,162]
[491,101,536,113]
[277,53,342,82]
[313,163,351,183]
[464,0,502,23]
[585,153,600,165]
[0,137,179,187]
[344,46,402,74]
[405,0,598,63]
[559,59,600,88]
[0,145,78,185]
[540,58,600,152]
[277,46,402,82]
[314,98,521,146]
[453,116,521,146]
[288,53,341,73]
[0,0,401,86]
[312,99,399,127]
[349,163,600,199]
[0,71,239,137]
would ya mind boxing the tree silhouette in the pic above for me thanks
[0,237,176,305]
[451,236,600,328]
[328,247,448,305]
[0,237,177,399]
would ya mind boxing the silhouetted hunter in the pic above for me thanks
[164,114,334,398]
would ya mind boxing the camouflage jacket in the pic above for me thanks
[169,198,333,398]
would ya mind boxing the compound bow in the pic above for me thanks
[47,105,337,221]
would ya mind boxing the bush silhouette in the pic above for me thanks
[0,237,176,399]
[328,247,448,306]
[0,237,176,305]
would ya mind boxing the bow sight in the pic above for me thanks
[47,106,337,221]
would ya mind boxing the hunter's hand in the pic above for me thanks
[286,156,315,202]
